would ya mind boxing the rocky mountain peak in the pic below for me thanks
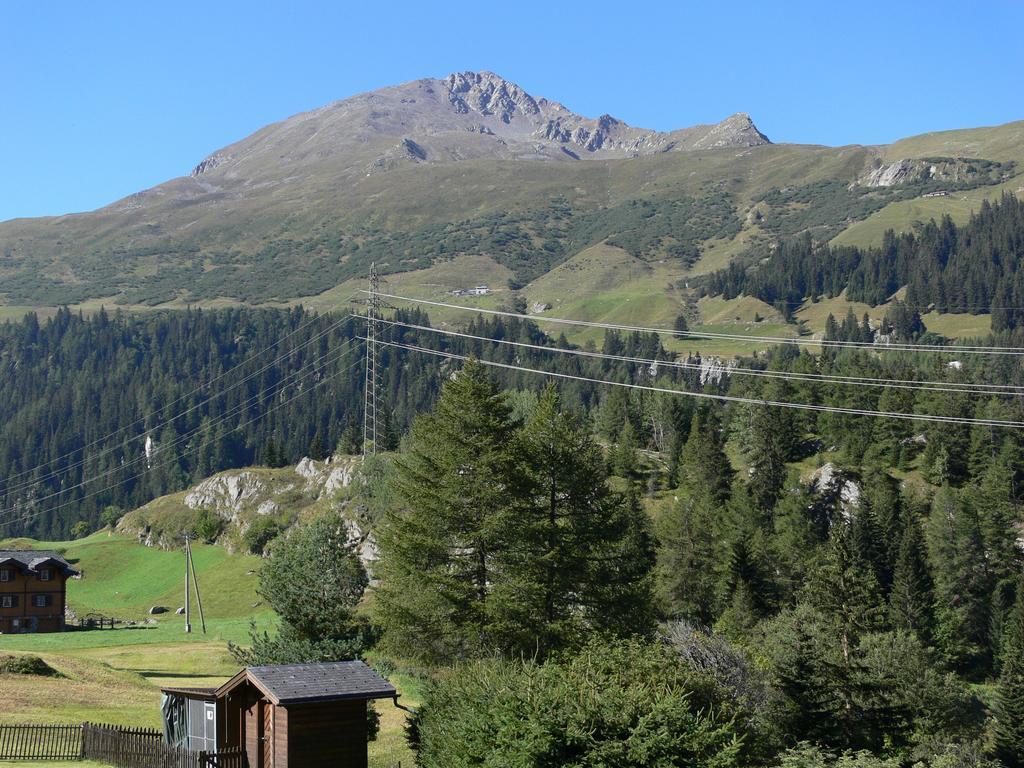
[442,70,543,123]
[692,112,770,150]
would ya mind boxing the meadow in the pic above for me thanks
[0,532,416,768]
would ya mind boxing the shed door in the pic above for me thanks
[188,699,217,752]
[260,701,273,768]
[203,701,217,751]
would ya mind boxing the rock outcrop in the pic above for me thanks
[119,454,368,561]
[857,156,1008,188]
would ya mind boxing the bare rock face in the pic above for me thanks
[810,462,861,518]
[698,356,736,386]
[190,153,231,176]
[185,471,267,521]
[857,156,1004,188]
[443,71,541,123]
[294,455,358,498]
[691,113,770,150]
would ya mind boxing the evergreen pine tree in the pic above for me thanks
[375,360,519,664]
[889,511,935,644]
[677,406,732,504]
[611,419,640,479]
[927,486,994,674]
[308,430,326,460]
[655,489,720,625]
[994,577,1024,768]
[859,467,903,593]
[492,385,655,657]
[804,521,885,664]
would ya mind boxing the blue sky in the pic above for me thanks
[2,1,1022,221]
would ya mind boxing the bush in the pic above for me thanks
[412,638,749,768]
[192,509,224,544]
[242,516,285,555]
[0,655,61,677]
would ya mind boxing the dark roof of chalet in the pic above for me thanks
[0,550,79,575]
[216,661,396,705]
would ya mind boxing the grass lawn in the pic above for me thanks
[0,532,412,767]
[0,639,416,767]
[0,531,264,621]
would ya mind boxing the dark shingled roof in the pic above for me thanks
[220,661,396,705]
[0,550,78,575]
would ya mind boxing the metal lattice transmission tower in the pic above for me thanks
[363,263,383,456]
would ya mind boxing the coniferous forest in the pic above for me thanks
[704,194,1024,329]
[3,290,1023,764]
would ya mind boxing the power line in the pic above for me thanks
[0,310,358,497]
[0,344,363,530]
[374,339,1024,429]
[377,317,1024,397]
[0,341,358,525]
[371,292,1024,355]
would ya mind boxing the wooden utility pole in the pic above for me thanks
[188,536,207,634]
[183,535,207,635]
[184,536,192,634]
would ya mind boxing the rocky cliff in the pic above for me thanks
[118,455,378,569]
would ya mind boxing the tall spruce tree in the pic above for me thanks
[888,511,935,644]
[656,489,720,625]
[994,577,1024,768]
[492,385,655,657]
[746,385,799,511]
[926,487,994,674]
[677,406,733,504]
[374,360,520,664]
[859,468,904,593]
[804,521,886,664]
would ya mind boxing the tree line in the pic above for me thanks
[703,194,1024,329]
[0,305,683,539]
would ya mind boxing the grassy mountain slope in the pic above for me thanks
[0,530,263,620]
[0,72,1021,346]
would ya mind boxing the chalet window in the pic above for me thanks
[38,568,52,581]
[1,595,17,608]
[32,594,51,608]
[0,569,10,582]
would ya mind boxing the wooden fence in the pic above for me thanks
[0,722,244,767]
[0,723,82,760]
[82,724,244,768]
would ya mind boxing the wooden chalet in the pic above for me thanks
[0,550,78,633]
[161,660,397,768]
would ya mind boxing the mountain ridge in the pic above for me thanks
[183,70,770,185]
[0,70,1020,313]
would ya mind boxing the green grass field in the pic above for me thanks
[0,534,414,767]
[0,531,264,620]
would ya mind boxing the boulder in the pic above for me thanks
[149,606,168,615]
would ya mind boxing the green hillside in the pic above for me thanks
[0,111,1020,324]
[0,531,264,621]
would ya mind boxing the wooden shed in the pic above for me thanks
[162,661,396,768]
